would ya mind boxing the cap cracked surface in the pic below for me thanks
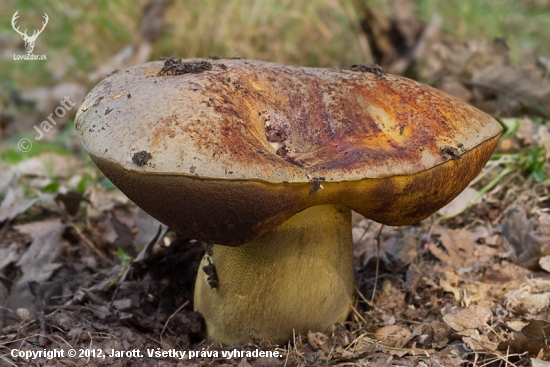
[76,59,502,244]
[76,59,501,183]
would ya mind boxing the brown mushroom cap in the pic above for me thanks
[76,59,502,245]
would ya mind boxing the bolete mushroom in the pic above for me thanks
[75,59,502,345]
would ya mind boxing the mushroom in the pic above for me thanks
[75,59,502,345]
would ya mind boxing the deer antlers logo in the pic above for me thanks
[11,11,49,54]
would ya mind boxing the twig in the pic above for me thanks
[370,224,384,303]
[356,220,373,245]
[344,332,373,352]
[160,300,190,338]
[71,223,106,258]
[111,224,166,305]
[110,262,132,305]
[0,355,17,367]
[350,304,367,325]
[87,332,93,365]
[354,285,376,309]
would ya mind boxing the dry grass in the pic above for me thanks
[158,0,369,67]
[1,0,549,88]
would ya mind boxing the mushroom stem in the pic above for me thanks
[194,204,354,345]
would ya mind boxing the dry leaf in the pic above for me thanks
[16,223,65,283]
[499,320,550,359]
[307,331,332,353]
[0,243,23,271]
[472,65,550,116]
[4,223,65,326]
[462,332,499,352]
[0,187,38,222]
[531,359,550,367]
[237,358,252,367]
[437,187,479,217]
[442,303,491,331]
[374,325,411,348]
[540,255,550,273]
[512,278,550,314]
[14,153,82,179]
[501,206,550,270]
[429,227,477,269]
[13,218,62,238]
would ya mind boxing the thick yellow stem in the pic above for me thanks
[194,204,354,345]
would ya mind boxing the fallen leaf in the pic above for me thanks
[443,303,491,331]
[499,320,550,359]
[374,325,411,348]
[429,227,477,269]
[540,255,550,273]
[511,278,550,314]
[13,218,62,238]
[437,187,479,217]
[462,331,499,352]
[472,65,550,116]
[16,223,65,283]
[0,187,38,222]
[532,359,550,367]
[308,331,332,353]
[501,205,550,269]
[0,242,24,270]
[14,153,82,179]
[0,165,16,194]
[237,358,252,367]
[4,223,65,325]
[134,209,167,249]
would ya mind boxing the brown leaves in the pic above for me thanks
[472,65,550,116]
[353,2,550,117]
[501,208,550,270]
[373,325,411,348]
[428,227,479,269]
[0,187,38,222]
[3,223,65,325]
[443,303,492,332]
[499,320,550,359]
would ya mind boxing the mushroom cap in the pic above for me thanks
[76,59,502,245]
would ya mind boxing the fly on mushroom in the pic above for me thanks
[202,257,218,289]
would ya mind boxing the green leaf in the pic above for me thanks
[533,169,546,183]
[42,181,60,194]
[1,148,26,165]
[1,141,72,165]
[116,247,132,266]
[76,173,91,194]
[498,118,520,140]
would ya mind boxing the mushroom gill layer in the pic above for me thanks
[88,133,497,246]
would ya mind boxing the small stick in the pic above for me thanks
[370,224,384,303]
[71,223,106,258]
[160,300,189,338]
[351,304,367,324]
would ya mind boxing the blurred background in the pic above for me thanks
[2,0,550,157]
